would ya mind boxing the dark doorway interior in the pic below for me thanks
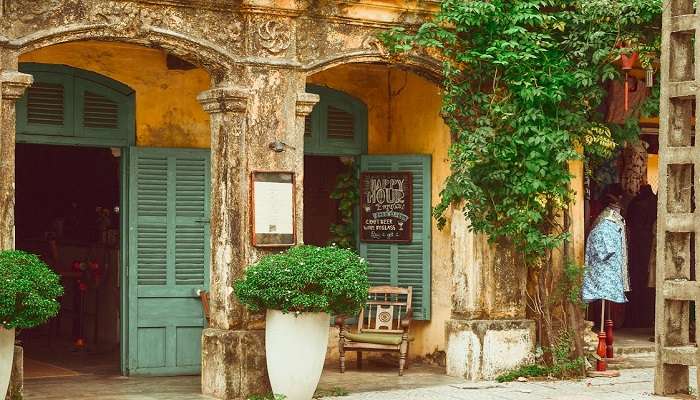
[15,143,121,376]
[303,155,350,247]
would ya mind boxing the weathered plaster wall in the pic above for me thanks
[19,41,211,148]
[308,63,452,360]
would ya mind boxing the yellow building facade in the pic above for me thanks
[1,1,537,398]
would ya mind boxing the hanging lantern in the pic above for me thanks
[646,67,654,88]
[620,51,639,112]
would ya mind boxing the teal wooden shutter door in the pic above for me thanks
[359,155,432,320]
[128,147,210,375]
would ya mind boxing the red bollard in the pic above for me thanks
[596,332,608,371]
[605,319,614,359]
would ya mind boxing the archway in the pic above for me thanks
[14,40,215,377]
[13,61,134,378]
[304,62,448,366]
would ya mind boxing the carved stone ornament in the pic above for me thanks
[0,71,33,101]
[295,92,320,117]
[197,87,249,115]
[257,19,291,55]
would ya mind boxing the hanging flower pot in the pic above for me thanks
[619,51,640,111]
[620,51,639,71]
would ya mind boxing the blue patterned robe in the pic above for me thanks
[581,207,629,304]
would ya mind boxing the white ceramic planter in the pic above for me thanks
[0,327,15,399]
[265,310,330,400]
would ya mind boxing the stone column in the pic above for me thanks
[197,68,319,399]
[197,86,270,399]
[445,206,535,380]
[0,69,32,250]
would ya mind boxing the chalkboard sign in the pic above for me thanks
[360,172,412,243]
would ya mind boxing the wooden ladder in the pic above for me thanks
[656,1,700,396]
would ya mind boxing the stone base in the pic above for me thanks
[5,346,22,400]
[201,328,270,400]
[446,319,535,381]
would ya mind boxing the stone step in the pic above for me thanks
[606,352,656,370]
[615,344,655,356]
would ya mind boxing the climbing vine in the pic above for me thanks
[328,164,359,249]
[381,0,661,264]
[381,0,662,367]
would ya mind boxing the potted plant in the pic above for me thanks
[234,245,369,400]
[0,250,63,398]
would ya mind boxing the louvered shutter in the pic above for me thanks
[16,71,74,136]
[128,147,210,375]
[17,63,134,147]
[304,84,367,156]
[359,155,432,320]
[75,77,133,140]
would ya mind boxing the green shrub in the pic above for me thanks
[0,250,63,329]
[234,245,369,316]
[496,364,550,383]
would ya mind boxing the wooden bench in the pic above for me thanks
[335,286,412,376]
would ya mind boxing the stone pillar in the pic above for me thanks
[197,67,318,399]
[445,207,535,380]
[197,86,269,399]
[0,69,32,250]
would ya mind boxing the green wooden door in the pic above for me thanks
[359,155,432,320]
[127,147,210,375]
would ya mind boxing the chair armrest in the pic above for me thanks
[401,308,413,330]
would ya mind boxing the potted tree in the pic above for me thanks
[234,245,369,400]
[0,250,63,398]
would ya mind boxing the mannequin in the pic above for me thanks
[582,183,629,370]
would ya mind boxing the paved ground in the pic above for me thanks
[321,369,697,400]
[23,366,700,400]
[19,330,691,400]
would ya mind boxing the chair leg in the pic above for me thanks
[404,343,410,371]
[357,351,363,370]
[339,346,345,373]
[338,327,346,373]
[399,339,408,376]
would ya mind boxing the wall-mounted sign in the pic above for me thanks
[251,171,296,247]
[360,172,412,243]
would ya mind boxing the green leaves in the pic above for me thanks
[233,245,370,316]
[383,0,661,265]
[0,250,64,329]
[328,166,359,250]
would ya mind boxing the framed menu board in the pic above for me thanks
[251,171,296,247]
[360,171,412,243]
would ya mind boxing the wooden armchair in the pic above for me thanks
[335,286,412,376]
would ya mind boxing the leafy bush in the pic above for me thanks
[0,250,64,329]
[234,245,369,316]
